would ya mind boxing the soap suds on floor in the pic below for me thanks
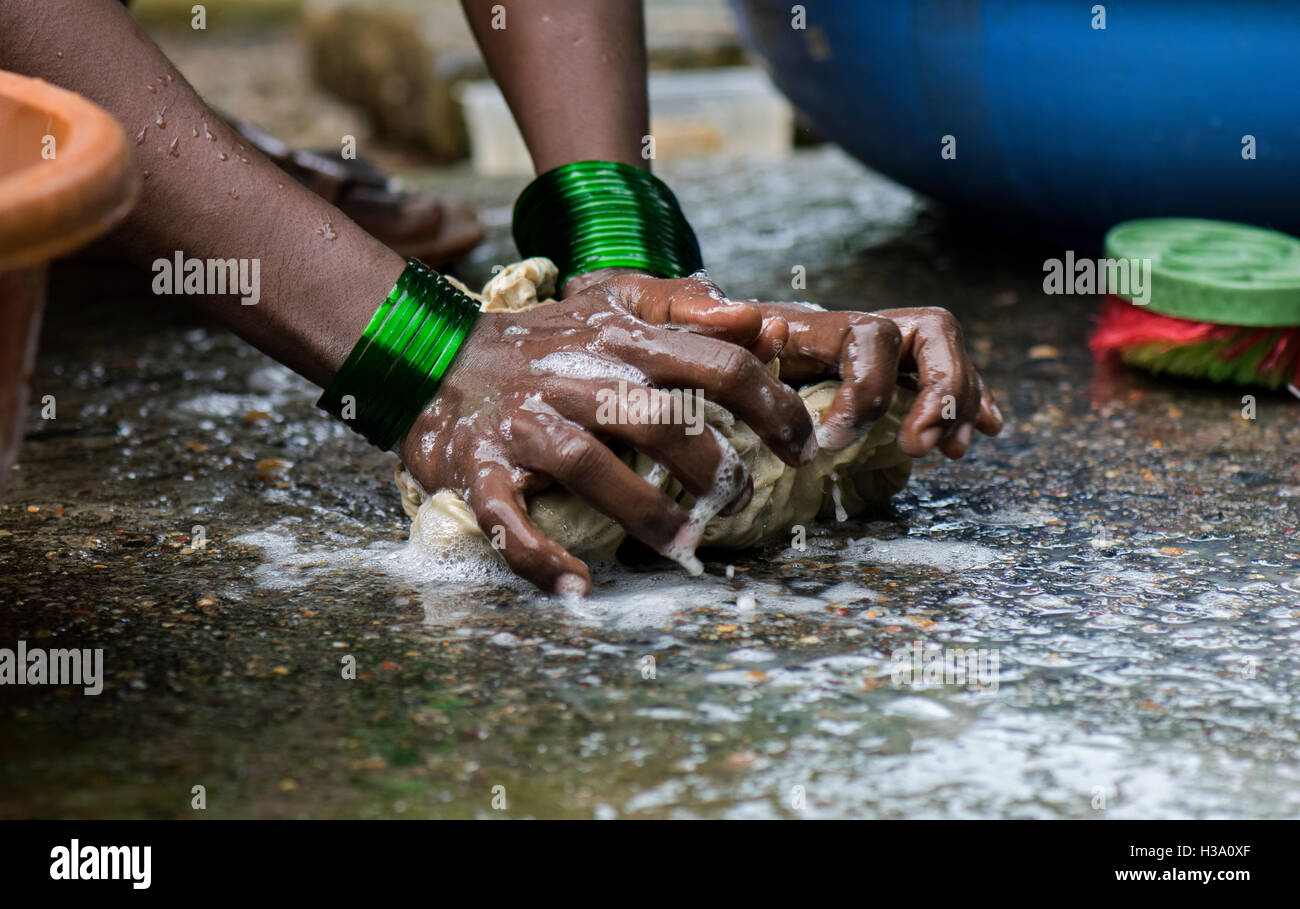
[844,537,1006,571]
[233,522,867,630]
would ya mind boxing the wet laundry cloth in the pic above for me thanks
[395,258,914,562]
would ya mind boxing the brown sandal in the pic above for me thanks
[234,120,483,267]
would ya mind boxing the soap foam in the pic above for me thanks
[844,537,1006,571]
[233,520,859,631]
[529,352,648,386]
[830,470,848,522]
[659,424,746,575]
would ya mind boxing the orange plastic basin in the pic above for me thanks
[0,70,138,498]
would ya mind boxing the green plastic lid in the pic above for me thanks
[1104,218,1300,326]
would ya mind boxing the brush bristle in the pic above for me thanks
[1090,295,1300,390]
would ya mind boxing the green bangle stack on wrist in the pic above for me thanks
[318,259,480,451]
[512,160,704,288]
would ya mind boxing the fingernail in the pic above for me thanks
[917,426,943,450]
[555,573,588,598]
[955,423,973,450]
[799,430,820,464]
[816,418,866,452]
[991,402,1003,422]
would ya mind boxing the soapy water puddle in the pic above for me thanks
[161,356,1300,819]
[232,508,1020,632]
[227,478,1300,818]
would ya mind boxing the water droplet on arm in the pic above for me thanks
[135,126,148,145]
[168,137,180,158]
[316,220,338,241]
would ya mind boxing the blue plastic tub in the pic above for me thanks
[729,0,1300,244]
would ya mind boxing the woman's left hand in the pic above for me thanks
[750,301,1003,458]
[564,270,1002,459]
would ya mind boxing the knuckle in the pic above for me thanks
[469,490,511,532]
[918,305,955,323]
[930,306,965,338]
[552,432,603,480]
[859,319,902,355]
[643,390,682,430]
[620,420,665,456]
[717,345,760,384]
[860,388,893,420]
[838,381,888,422]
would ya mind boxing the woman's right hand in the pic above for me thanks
[397,274,818,596]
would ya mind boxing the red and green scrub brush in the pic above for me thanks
[1089,218,1300,396]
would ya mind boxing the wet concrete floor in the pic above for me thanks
[2,148,1298,818]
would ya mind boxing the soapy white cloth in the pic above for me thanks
[395,258,913,561]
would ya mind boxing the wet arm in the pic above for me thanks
[460,0,649,173]
[0,0,404,388]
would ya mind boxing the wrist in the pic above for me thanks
[396,313,492,460]
[512,160,703,290]
[318,259,481,451]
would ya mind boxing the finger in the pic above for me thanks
[618,273,773,348]
[537,376,748,507]
[760,302,850,382]
[938,377,999,459]
[937,421,974,459]
[816,317,903,450]
[596,326,816,466]
[465,469,591,596]
[935,366,982,459]
[507,407,701,559]
[897,372,956,457]
[897,360,981,458]
[974,377,1003,436]
[748,315,788,364]
[874,308,979,456]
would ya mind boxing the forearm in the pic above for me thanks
[461,0,649,172]
[0,0,404,388]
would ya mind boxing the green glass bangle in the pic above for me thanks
[318,259,480,451]
[362,277,444,449]
[512,160,704,289]
[376,278,479,447]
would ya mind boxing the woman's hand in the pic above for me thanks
[752,302,1003,459]
[566,271,1002,460]
[399,275,817,596]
